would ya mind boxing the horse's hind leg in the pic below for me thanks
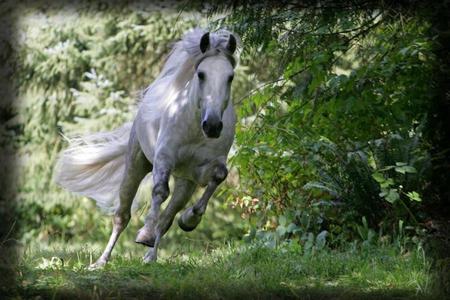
[89,130,152,269]
[142,178,196,263]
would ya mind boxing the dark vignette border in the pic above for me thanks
[0,0,448,298]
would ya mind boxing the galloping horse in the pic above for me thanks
[54,29,239,268]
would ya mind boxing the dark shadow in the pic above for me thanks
[16,276,435,300]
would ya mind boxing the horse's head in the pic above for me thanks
[194,32,237,139]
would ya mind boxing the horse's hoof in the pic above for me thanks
[88,259,107,270]
[143,249,157,263]
[143,256,156,264]
[178,207,202,232]
[177,217,198,232]
[135,227,156,247]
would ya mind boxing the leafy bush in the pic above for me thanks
[210,5,436,246]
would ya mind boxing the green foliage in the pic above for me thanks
[17,11,197,148]
[209,5,436,246]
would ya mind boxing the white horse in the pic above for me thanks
[54,28,239,268]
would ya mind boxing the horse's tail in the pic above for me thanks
[54,122,133,214]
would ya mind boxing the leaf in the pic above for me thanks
[362,216,368,229]
[304,232,314,251]
[367,229,376,243]
[276,225,287,237]
[315,230,328,248]
[394,165,417,174]
[371,172,384,183]
[378,166,395,172]
[243,227,257,243]
[265,238,277,249]
[399,46,410,56]
[385,189,399,203]
[278,215,287,226]
[286,223,300,233]
[406,191,422,202]
[303,181,338,196]
[380,178,394,188]
[378,165,395,172]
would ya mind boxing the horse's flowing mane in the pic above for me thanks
[138,28,240,121]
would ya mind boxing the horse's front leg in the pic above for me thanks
[135,155,172,247]
[178,163,228,231]
[143,178,196,263]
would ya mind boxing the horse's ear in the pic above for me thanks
[200,32,210,53]
[227,34,237,54]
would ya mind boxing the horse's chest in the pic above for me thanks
[172,142,225,179]
[177,142,221,165]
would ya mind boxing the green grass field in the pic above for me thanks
[13,241,435,299]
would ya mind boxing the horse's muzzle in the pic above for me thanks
[202,119,223,138]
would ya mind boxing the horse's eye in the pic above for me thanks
[228,75,234,83]
[198,72,205,81]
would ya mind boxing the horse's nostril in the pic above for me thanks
[202,118,222,138]
[202,120,208,131]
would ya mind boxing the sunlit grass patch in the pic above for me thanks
[13,241,434,299]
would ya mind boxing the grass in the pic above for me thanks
[7,240,435,299]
